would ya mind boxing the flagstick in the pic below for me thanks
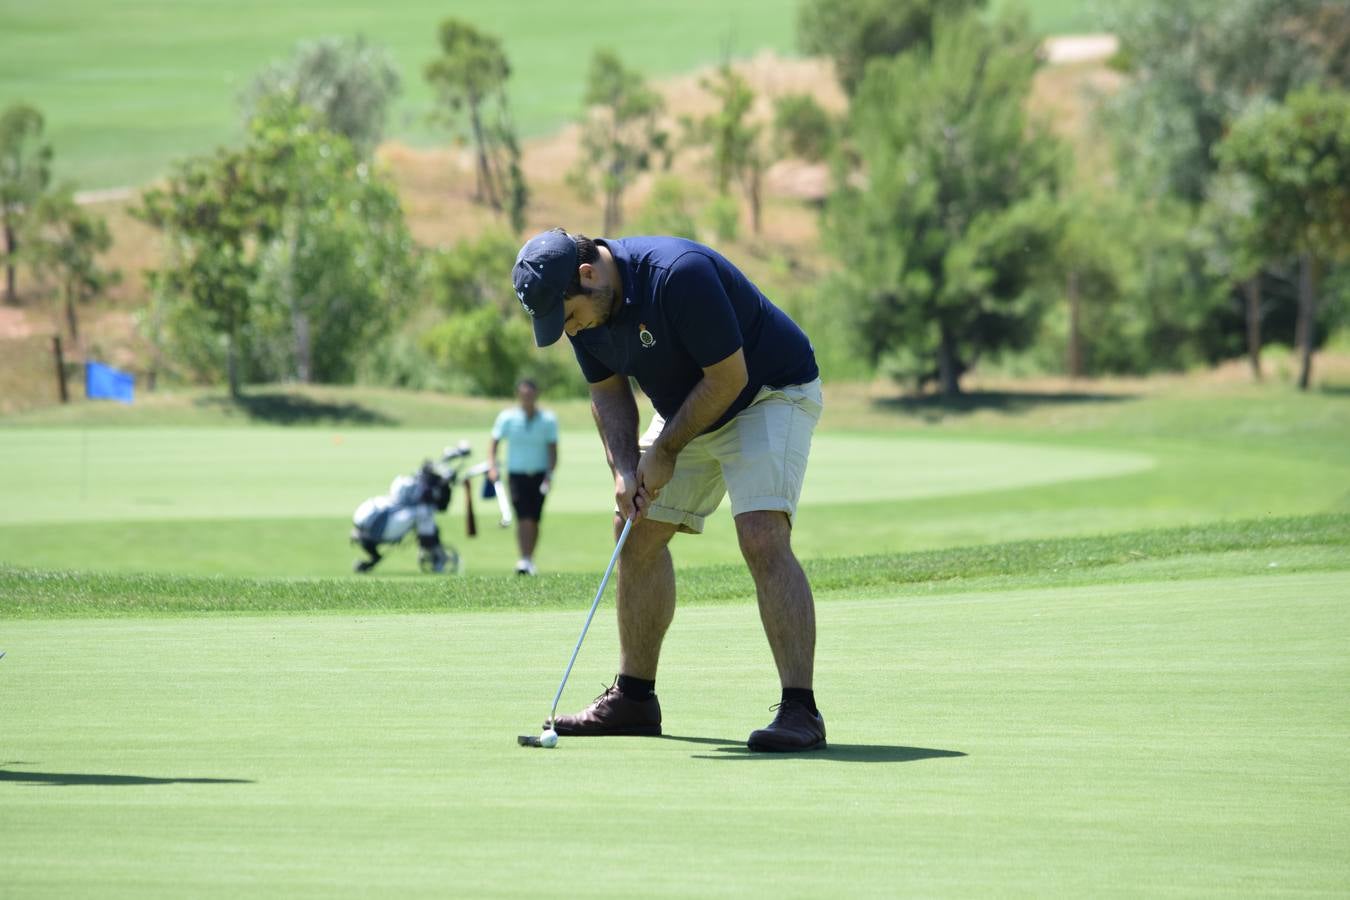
[80,427,88,503]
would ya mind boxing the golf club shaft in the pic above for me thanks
[549,516,634,726]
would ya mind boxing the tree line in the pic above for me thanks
[813,0,1348,393]
[1,0,1346,399]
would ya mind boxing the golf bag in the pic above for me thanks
[351,444,470,574]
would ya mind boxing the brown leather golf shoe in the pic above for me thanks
[549,681,662,736]
[747,700,827,752]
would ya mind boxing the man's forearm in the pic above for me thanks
[651,368,746,457]
[591,382,640,474]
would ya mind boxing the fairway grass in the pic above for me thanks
[1,419,1346,578]
[3,379,1347,578]
[0,429,1154,526]
[5,1,1102,189]
[3,564,1347,896]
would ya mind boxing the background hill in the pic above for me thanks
[1,0,1096,189]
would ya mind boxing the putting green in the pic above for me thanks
[2,569,1345,896]
[0,428,1151,525]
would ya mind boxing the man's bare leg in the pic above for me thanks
[517,519,539,559]
[547,516,676,735]
[614,516,679,680]
[735,510,815,689]
[737,509,825,750]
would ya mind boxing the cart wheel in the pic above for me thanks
[419,544,460,574]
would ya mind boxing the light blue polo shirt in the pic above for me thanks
[492,408,558,475]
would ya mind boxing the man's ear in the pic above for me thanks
[578,262,596,287]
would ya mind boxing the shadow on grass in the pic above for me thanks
[0,765,253,787]
[195,391,395,426]
[659,735,966,763]
[875,389,1134,422]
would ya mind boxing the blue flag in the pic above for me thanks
[85,361,135,404]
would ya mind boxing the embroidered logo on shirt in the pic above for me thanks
[638,323,656,348]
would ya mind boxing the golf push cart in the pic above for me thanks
[350,441,511,575]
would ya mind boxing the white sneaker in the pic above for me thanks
[515,559,531,575]
[525,560,538,576]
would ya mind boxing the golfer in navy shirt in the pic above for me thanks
[512,228,826,752]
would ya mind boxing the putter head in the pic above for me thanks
[517,734,543,747]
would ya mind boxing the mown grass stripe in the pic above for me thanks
[2,513,1345,618]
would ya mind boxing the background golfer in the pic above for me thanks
[488,378,558,576]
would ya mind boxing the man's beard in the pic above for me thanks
[585,284,617,325]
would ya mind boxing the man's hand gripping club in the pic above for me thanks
[591,349,748,522]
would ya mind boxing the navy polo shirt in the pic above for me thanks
[568,237,819,434]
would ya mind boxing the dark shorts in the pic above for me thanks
[508,472,548,521]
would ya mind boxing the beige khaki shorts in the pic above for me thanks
[640,378,823,533]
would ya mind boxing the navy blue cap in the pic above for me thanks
[512,229,578,347]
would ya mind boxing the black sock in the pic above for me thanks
[617,674,655,701]
[781,687,818,716]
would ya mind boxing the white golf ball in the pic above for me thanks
[539,729,558,748]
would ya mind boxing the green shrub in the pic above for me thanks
[706,195,739,243]
[631,176,698,239]
[773,93,835,162]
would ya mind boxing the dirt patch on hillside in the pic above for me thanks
[88,45,1113,262]
[378,50,846,243]
[0,306,39,340]
[1043,34,1118,65]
